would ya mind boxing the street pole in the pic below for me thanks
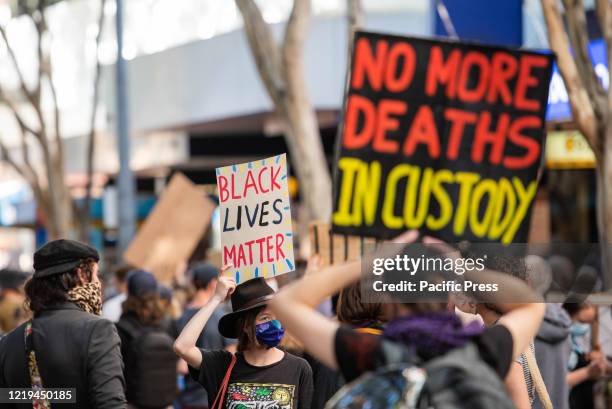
[115,0,136,255]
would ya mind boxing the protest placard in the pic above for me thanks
[216,154,295,283]
[124,172,215,283]
[333,31,554,243]
[309,221,376,267]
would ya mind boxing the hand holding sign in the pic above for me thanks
[216,154,295,283]
[214,274,237,301]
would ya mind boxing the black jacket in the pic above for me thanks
[0,302,126,409]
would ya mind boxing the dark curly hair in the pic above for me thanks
[24,259,96,315]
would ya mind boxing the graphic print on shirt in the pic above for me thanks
[225,383,295,409]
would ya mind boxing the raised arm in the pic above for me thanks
[270,231,419,369]
[173,275,236,368]
[422,237,545,360]
[272,231,545,370]
[504,361,531,409]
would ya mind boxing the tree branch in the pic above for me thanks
[0,136,44,205]
[0,17,49,151]
[563,0,607,124]
[0,90,51,211]
[34,2,63,170]
[0,139,29,180]
[0,81,52,201]
[235,0,285,106]
[0,24,37,108]
[595,0,612,114]
[32,3,45,103]
[541,0,600,155]
[0,89,40,138]
[281,0,312,120]
[82,0,108,241]
[15,117,41,189]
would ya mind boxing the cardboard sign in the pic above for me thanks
[216,154,294,283]
[333,31,554,243]
[309,221,376,267]
[124,173,215,283]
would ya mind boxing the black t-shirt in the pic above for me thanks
[173,306,234,406]
[334,324,514,382]
[189,350,313,409]
[304,353,342,409]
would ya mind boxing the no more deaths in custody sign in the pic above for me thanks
[333,31,553,244]
[216,154,295,283]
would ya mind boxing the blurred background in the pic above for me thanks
[0,0,604,272]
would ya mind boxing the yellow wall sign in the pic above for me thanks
[546,131,595,169]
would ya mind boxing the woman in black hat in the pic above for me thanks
[174,274,313,409]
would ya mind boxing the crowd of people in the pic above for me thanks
[0,236,612,409]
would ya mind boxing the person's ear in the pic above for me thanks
[76,267,89,286]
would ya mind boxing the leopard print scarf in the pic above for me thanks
[67,281,102,316]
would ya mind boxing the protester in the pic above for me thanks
[597,306,612,408]
[336,281,386,333]
[0,239,126,408]
[0,268,30,335]
[158,284,178,335]
[174,276,313,409]
[534,303,571,409]
[473,254,553,409]
[477,302,536,409]
[173,262,235,409]
[308,279,387,409]
[563,303,608,409]
[102,264,132,322]
[116,270,178,409]
[529,253,571,409]
[599,306,612,360]
[268,231,546,407]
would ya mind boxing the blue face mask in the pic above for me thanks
[570,322,590,337]
[255,319,285,348]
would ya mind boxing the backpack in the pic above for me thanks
[326,341,516,409]
[117,318,178,408]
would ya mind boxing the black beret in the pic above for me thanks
[33,239,100,278]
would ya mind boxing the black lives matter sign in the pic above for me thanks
[333,31,553,243]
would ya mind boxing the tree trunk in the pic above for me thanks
[0,1,78,241]
[595,124,612,288]
[44,173,74,240]
[236,0,332,223]
[281,99,332,221]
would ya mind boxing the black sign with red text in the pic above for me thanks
[333,31,553,243]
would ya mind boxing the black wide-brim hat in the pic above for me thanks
[218,277,275,338]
